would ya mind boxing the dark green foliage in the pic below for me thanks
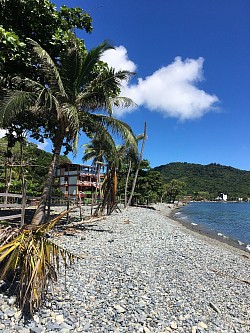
[0,137,70,196]
[118,159,165,204]
[154,162,250,200]
[0,0,92,76]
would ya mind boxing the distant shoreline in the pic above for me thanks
[169,203,250,253]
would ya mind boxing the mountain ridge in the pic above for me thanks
[154,162,250,199]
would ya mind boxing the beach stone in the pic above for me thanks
[0,205,249,333]
[55,314,64,324]
[197,321,208,329]
[0,323,5,329]
[170,321,178,329]
[7,296,16,305]
[113,305,126,313]
[143,326,151,333]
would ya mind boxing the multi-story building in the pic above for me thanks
[55,163,104,203]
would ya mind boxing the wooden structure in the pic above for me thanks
[0,192,26,225]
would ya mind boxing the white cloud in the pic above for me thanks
[102,47,219,120]
[101,45,137,72]
[0,129,6,138]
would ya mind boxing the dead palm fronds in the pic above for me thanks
[0,208,75,318]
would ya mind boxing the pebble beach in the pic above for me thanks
[0,204,249,333]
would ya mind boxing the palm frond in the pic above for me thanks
[61,103,80,153]
[76,40,114,89]
[76,68,135,114]
[0,208,77,318]
[27,38,67,99]
[86,113,138,153]
[0,89,36,127]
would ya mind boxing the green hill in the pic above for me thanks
[154,162,250,200]
[0,138,70,196]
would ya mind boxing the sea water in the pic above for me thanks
[174,202,250,250]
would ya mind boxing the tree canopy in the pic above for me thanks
[0,0,92,76]
[154,162,250,200]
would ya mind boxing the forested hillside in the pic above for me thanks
[0,138,70,196]
[154,162,250,200]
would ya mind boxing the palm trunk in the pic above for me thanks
[20,141,26,227]
[124,160,132,207]
[126,122,147,208]
[4,155,13,205]
[32,139,63,225]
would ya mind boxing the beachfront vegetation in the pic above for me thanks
[0,37,137,225]
[0,137,70,197]
[155,162,250,200]
[0,0,140,318]
[117,159,165,205]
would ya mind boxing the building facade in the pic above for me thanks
[55,163,104,202]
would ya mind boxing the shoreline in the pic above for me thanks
[168,205,250,254]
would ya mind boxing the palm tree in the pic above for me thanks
[82,126,141,214]
[0,38,137,318]
[0,38,137,225]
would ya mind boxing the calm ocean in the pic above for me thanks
[174,202,250,250]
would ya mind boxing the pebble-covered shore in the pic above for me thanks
[0,204,249,333]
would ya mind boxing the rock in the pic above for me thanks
[33,314,40,323]
[197,321,208,329]
[0,323,5,329]
[170,321,178,329]
[7,296,16,305]
[4,309,16,317]
[191,326,197,333]
[55,314,64,324]
[113,305,126,313]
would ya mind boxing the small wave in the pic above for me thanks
[174,212,181,215]
[217,233,223,237]
[191,223,198,226]
[246,244,250,252]
[238,240,245,246]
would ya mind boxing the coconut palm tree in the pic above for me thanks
[0,38,137,225]
[82,126,142,214]
[0,39,137,317]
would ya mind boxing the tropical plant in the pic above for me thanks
[82,126,139,215]
[0,208,75,318]
[125,122,147,208]
[0,0,92,77]
[0,38,136,225]
[165,179,186,203]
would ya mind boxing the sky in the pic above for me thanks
[37,1,250,170]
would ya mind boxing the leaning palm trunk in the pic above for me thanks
[124,160,132,207]
[32,138,63,225]
[126,122,147,208]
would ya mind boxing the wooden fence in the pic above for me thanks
[0,192,26,226]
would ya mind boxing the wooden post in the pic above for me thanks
[20,181,26,227]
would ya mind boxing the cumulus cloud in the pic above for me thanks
[101,47,219,120]
[101,45,137,72]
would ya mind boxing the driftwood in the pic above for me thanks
[61,216,106,228]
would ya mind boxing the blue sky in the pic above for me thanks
[50,1,250,170]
